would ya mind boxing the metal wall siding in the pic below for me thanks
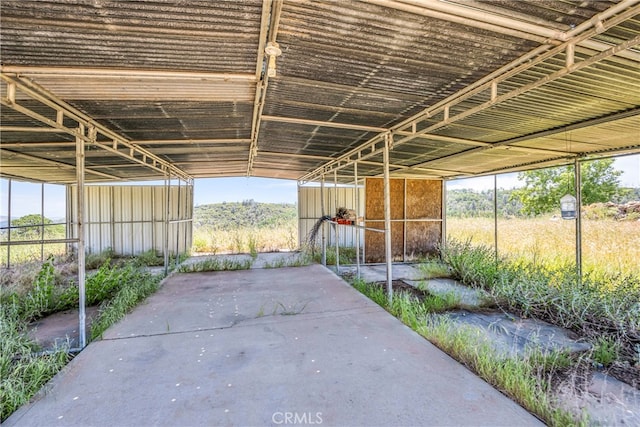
[70,185,192,256]
[298,185,364,247]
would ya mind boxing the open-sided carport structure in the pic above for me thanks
[1,0,640,347]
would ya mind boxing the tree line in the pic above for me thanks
[448,159,639,218]
[193,200,297,229]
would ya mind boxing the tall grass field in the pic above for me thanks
[447,217,640,277]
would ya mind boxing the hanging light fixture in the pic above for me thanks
[560,193,577,220]
[265,41,282,78]
[560,133,577,220]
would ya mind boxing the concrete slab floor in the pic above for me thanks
[6,265,542,427]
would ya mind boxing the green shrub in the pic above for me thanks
[85,248,116,270]
[592,336,620,366]
[134,249,164,267]
[0,305,69,422]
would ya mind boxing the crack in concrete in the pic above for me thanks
[100,306,380,342]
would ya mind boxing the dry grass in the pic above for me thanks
[447,217,640,277]
[0,244,67,268]
[192,224,298,254]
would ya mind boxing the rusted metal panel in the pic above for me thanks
[0,0,261,72]
[1,0,639,185]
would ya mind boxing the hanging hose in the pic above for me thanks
[306,215,332,252]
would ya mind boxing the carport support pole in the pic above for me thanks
[334,169,339,273]
[494,174,498,260]
[76,126,87,349]
[441,179,446,251]
[6,178,11,268]
[41,183,45,261]
[354,161,360,279]
[321,175,326,266]
[575,158,583,280]
[164,172,171,277]
[175,179,181,270]
[383,134,393,303]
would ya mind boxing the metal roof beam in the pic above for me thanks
[0,126,66,133]
[378,0,640,61]
[0,66,256,82]
[261,115,388,133]
[0,141,76,148]
[0,73,192,182]
[371,0,562,44]
[404,133,579,156]
[0,149,122,181]
[301,3,640,183]
[247,0,282,176]
[131,139,252,146]
[258,151,333,161]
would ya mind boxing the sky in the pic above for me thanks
[1,154,638,219]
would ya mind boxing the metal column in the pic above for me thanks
[6,178,11,268]
[175,179,181,269]
[575,159,583,279]
[40,183,45,261]
[383,134,393,302]
[65,184,72,257]
[320,175,326,266]
[494,174,499,260]
[441,180,446,252]
[354,162,360,279]
[334,169,339,273]
[163,173,171,276]
[76,126,87,349]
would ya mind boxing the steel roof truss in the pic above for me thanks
[1,74,192,181]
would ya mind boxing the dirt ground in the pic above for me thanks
[28,306,100,350]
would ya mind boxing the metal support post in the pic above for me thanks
[441,180,446,253]
[76,125,87,349]
[494,174,498,260]
[175,179,181,270]
[575,159,583,279]
[383,134,393,303]
[334,169,339,273]
[6,178,12,268]
[41,183,45,261]
[297,181,302,249]
[321,175,326,266]
[164,173,171,276]
[354,162,360,279]
[65,184,72,257]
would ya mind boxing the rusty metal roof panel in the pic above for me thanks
[257,121,377,158]
[445,0,619,28]
[66,100,254,142]
[0,0,262,72]
[264,79,414,127]
[1,1,639,184]
[276,0,539,112]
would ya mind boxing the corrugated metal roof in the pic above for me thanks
[1,0,639,184]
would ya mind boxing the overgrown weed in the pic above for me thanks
[262,253,313,269]
[441,238,640,369]
[311,246,358,266]
[1,256,165,422]
[350,277,584,426]
[177,257,253,273]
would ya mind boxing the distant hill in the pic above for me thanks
[193,200,297,229]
